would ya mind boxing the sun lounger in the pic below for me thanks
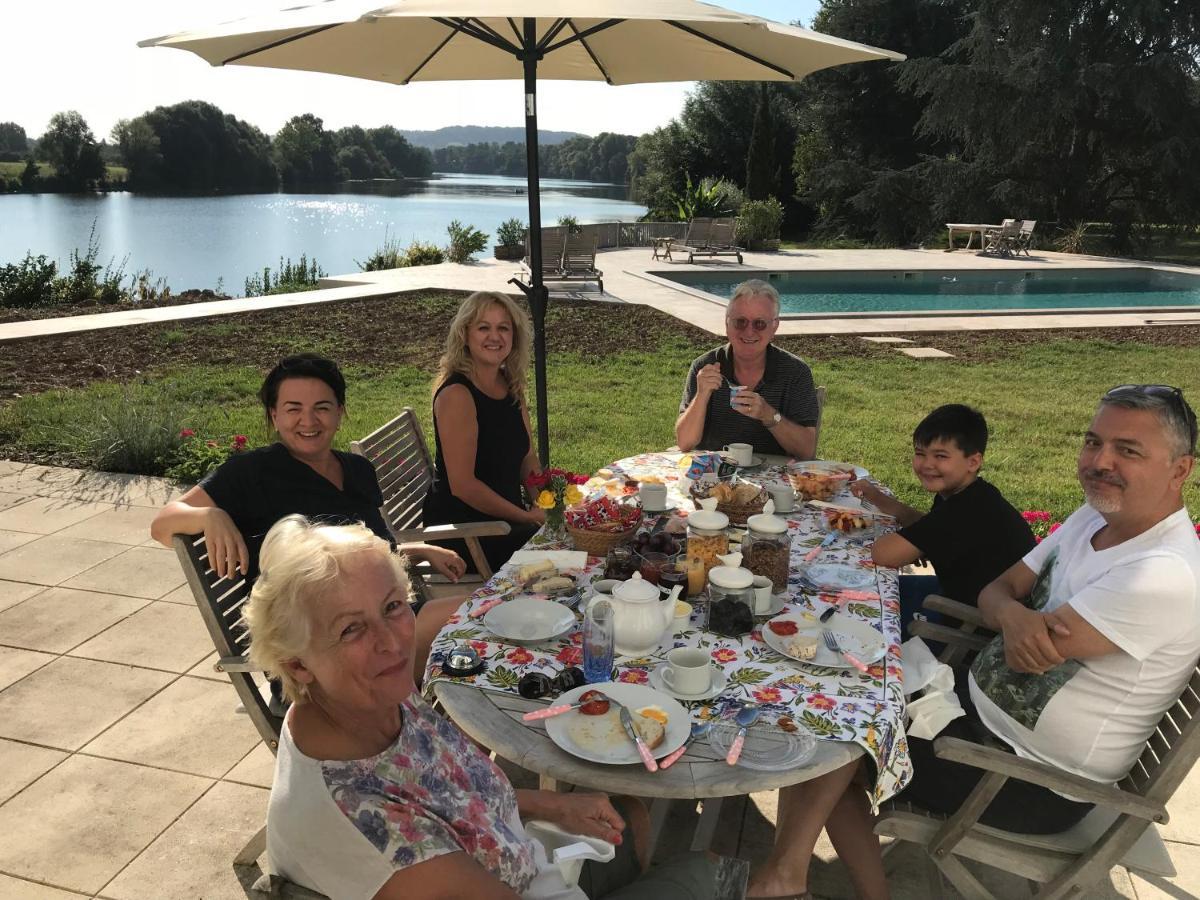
[560,230,604,293]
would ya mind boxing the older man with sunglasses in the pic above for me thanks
[676,279,819,459]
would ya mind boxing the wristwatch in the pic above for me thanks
[766,411,782,428]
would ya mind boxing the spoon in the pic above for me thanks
[659,720,713,769]
[726,703,761,766]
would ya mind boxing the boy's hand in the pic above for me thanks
[850,479,889,507]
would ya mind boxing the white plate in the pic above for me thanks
[483,597,576,643]
[648,665,729,701]
[707,720,817,771]
[761,613,887,669]
[789,460,869,479]
[800,563,877,593]
[544,682,690,765]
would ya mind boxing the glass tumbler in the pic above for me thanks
[583,599,615,684]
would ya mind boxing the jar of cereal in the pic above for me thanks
[686,510,729,587]
[744,512,791,594]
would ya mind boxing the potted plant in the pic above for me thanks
[494,217,526,261]
[736,197,784,251]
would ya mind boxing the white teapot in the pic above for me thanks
[588,572,678,656]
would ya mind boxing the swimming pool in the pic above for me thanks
[654,268,1200,316]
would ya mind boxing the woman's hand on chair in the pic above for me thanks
[410,544,467,582]
[203,508,248,579]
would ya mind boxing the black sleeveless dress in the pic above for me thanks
[423,372,537,571]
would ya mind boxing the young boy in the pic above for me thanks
[851,404,1036,634]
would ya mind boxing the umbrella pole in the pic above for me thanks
[520,18,552,468]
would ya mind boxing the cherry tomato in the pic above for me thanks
[578,690,610,716]
[769,620,800,636]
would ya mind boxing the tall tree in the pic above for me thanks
[273,114,338,185]
[0,122,27,156]
[902,0,1200,242]
[37,111,105,190]
[745,84,778,200]
[140,101,277,191]
[111,117,163,188]
[368,126,433,178]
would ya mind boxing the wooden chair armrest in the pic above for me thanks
[391,521,512,543]
[910,621,992,652]
[922,594,987,628]
[933,736,1167,823]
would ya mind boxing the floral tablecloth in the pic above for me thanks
[425,453,912,808]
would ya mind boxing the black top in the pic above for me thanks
[679,343,819,456]
[200,442,390,579]
[897,477,1037,607]
[424,372,530,526]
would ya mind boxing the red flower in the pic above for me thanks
[805,693,836,711]
[617,669,648,684]
[231,434,248,450]
[752,687,783,704]
[1021,510,1051,523]
[1050,522,1062,535]
[470,640,490,655]
[506,647,534,665]
[179,428,195,438]
[556,646,583,666]
[711,648,738,663]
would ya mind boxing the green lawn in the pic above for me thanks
[0,161,127,181]
[1,331,1196,524]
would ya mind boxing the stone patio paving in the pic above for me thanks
[0,459,1194,898]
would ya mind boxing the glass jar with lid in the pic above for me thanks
[744,512,791,594]
[686,509,730,585]
[706,564,755,636]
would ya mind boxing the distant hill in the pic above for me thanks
[400,126,583,149]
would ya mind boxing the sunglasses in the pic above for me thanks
[1104,384,1198,448]
[726,316,777,332]
[517,667,586,700]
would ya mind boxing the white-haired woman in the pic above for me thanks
[247,516,718,899]
[423,291,544,572]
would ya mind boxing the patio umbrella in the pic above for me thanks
[140,1,904,464]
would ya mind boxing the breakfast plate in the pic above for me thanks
[761,613,886,669]
[798,563,877,593]
[543,682,690,765]
[483,597,576,643]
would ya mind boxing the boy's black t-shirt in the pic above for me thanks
[200,442,391,579]
[896,477,1036,607]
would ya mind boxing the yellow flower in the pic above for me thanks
[564,485,584,507]
[535,489,556,510]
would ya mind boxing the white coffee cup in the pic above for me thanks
[660,647,714,696]
[767,484,795,513]
[639,481,668,511]
[723,442,753,466]
[752,575,773,613]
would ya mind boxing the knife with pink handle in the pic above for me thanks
[804,531,838,562]
[521,701,586,721]
[725,704,761,766]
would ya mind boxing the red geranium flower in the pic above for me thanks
[556,646,583,666]
[711,648,738,664]
[506,647,534,665]
[805,693,836,711]
[617,669,648,684]
[752,687,783,704]
[231,434,248,450]
[179,428,195,438]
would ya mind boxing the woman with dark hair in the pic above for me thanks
[151,352,465,589]
[423,291,544,572]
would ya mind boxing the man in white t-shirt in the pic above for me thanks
[971,384,1200,790]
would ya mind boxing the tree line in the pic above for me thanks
[629,0,1200,251]
[431,133,638,183]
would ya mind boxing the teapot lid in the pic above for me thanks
[746,512,788,534]
[688,509,729,530]
[708,565,754,589]
[612,571,660,602]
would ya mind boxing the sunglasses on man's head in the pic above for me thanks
[726,316,778,332]
[1104,384,1198,447]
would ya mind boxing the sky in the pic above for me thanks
[1,1,822,143]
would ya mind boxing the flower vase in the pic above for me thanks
[543,503,568,543]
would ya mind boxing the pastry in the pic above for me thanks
[786,634,819,661]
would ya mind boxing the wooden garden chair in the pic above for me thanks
[877,594,1192,899]
[662,216,713,261]
[350,408,511,588]
[981,219,1020,256]
[1013,219,1038,256]
[561,230,604,293]
[686,217,745,264]
[514,226,568,287]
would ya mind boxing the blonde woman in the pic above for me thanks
[423,291,544,571]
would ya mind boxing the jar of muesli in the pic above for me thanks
[744,512,791,594]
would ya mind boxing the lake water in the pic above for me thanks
[0,174,646,293]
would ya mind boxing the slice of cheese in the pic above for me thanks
[517,559,556,582]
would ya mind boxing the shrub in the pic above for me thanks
[446,220,489,263]
[71,390,191,475]
[244,254,324,296]
[165,430,249,483]
[0,253,58,307]
[668,173,743,221]
[357,232,406,271]
[736,197,785,245]
[556,215,582,235]
[496,217,527,247]
[403,240,445,266]
[1055,222,1090,254]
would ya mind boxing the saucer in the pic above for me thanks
[721,453,765,470]
[755,592,791,617]
[640,501,678,515]
[648,665,728,701]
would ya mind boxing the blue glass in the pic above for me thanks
[583,599,615,684]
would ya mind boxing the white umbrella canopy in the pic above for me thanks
[141,1,903,464]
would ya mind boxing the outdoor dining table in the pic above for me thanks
[945,222,1002,251]
[424,452,911,811]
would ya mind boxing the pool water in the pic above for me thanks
[657,268,1200,315]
